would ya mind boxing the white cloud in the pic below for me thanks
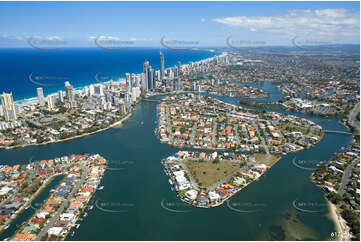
[201,18,206,23]
[212,8,359,39]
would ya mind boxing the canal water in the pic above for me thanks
[0,175,64,240]
[0,90,352,240]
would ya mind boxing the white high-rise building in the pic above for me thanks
[160,51,165,81]
[143,61,150,92]
[58,90,64,102]
[89,84,95,96]
[1,92,17,121]
[37,87,45,106]
[47,94,56,110]
[65,81,75,102]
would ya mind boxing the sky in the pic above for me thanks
[0,1,359,48]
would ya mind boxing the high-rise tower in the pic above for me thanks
[1,92,17,121]
[160,52,165,81]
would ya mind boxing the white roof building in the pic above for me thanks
[208,191,220,201]
[48,227,63,237]
[60,213,75,221]
[185,190,198,200]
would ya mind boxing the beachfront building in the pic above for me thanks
[1,92,17,121]
[37,87,45,106]
[160,51,165,81]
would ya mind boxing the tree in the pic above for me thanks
[327,192,342,204]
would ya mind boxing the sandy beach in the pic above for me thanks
[327,200,352,241]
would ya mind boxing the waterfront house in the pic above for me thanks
[185,190,198,200]
[48,227,64,237]
[208,191,220,201]
[60,213,75,221]
[196,194,209,206]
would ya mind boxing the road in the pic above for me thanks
[338,158,359,196]
[35,164,88,240]
[348,102,360,133]
[253,120,269,154]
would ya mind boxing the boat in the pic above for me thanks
[25,204,30,210]
[88,205,94,210]
[168,179,173,185]
[4,224,10,230]
[97,186,104,190]
[71,231,75,237]
[75,224,80,229]
[83,212,88,217]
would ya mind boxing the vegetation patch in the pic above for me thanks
[185,159,239,188]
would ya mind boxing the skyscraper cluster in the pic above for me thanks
[141,52,182,94]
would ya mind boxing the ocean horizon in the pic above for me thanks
[0,47,219,103]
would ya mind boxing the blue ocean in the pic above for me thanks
[0,47,218,103]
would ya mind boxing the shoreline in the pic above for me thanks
[327,200,351,241]
[1,113,132,151]
[323,108,356,241]
[164,155,281,209]
[13,50,223,105]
